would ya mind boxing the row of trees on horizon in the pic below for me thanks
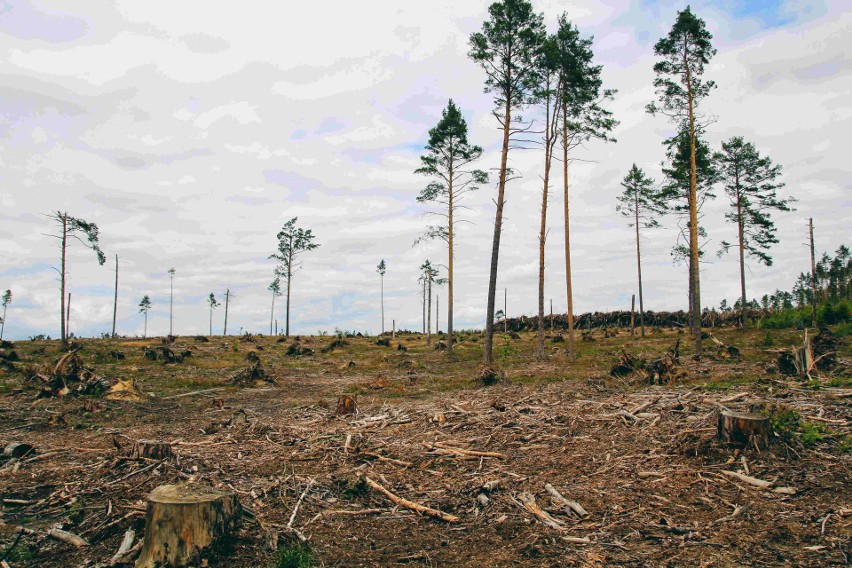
[1,3,842,352]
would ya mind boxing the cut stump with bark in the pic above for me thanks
[131,440,173,461]
[3,442,35,458]
[717,410,771,450]
[135,484,240,568]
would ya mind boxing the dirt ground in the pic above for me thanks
[0,327,850,567]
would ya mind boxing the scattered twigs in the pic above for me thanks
[363,476,459,522]
[515,492,564,530]
[287,478,315,534]
[544,484,589,519]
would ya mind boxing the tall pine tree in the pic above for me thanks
[715,137,793,325]
[469,0,546,365]
[616,164,665,337]
[415,100,487,353]
[647,7,716,354]
[554,15,617,356]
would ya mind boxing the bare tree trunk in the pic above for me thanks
[447,166,454,352]
[634,197,645,337]
[60,212,67,345]
[144,310,148,339]
[537,104,554,359]
[223,289,230,336]
[562,106,575,356]
[737,183,747,329]
[169,274,173,336]
[484,97,512,365]
[66,293,71,340]
[209,307,213,336]
[112,254,118,338]
[427,275,432,346]
[270,293,275,336]
[685,46,703,356]
[380,273,385,335]
[0,303,6,340]
[631,294,635,336]
[285,258,292,338]
[809,218,817,327]
[421,277,426,334]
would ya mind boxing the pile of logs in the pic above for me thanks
[31,349,112,397]
[610,339,682,384]
[143,345,192,363]
[230,360,275,387]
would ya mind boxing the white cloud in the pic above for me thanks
[0,1,848,339]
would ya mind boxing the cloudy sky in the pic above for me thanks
[0,0,848,339]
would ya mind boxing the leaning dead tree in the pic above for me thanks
[44,211,106,345]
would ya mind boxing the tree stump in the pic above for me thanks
[131,440,173,461]
[3,442,35,458]
[135,484,240,568]
[717,410,771,450]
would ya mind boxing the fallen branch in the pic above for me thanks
[721,470,772,489]
[363,476,459,523]
[544,483,588,518]
[515,492,565,530]
[162,387,227,400]
[427,442,506,459]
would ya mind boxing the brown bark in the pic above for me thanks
[112,254,118,338]
[60,213,67,345]
[135,484,240,568]
[447,162,454,352]
[131,440,173,461]
[484,96,512,365]
[537,92,555,359]
[634,191,646,337]
[562,103,575,356]
[737,179,747,328]
[684,38,703,356]
[717,410,770,450]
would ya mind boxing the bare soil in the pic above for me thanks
[0,328,849,567]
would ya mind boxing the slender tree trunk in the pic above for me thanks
[562,105,575,356]
[504,288,507,333]
[285,259,293,338]
[270,293,275,336]
[112,254,118,338]
[809,218,817,327]
[736,183,747,328]
[634,196,645,337]
[66,293,71,340]
[422,277,426,334]
[380,274,385,335]
[685,43,703,356]
[436,295,439,333]
[223,289,230,336]
[209,306,213,336]
[60,212,67,345]
[447,165,454,352]
[169,275,173,336]
[286,237,293,338]
[0,304,6,340]
[144,310,147,339]
[484,96,512,365]
[537,95,554,359]
[427,276,432,346]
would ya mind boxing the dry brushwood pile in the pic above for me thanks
[0,328,850,567]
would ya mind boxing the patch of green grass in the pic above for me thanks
[272,544,314,568]
[826,376,852,388]
[767,405,800,441]
[799,422,827,447]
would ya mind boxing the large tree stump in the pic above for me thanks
[717,410,771,450]
[135,484,240,568]
[131,440,173,461]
